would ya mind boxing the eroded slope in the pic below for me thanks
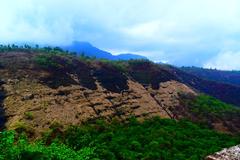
[0,51,240,136]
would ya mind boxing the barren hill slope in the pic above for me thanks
[0,50,240,136]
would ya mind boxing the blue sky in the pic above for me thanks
[1,0,240,70]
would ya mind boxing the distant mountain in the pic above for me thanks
[181,67,240,86]
[115,53,147,60]
[62,41,147,60]
[62,41,113,59]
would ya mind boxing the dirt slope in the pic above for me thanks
[0,51,239,136]
[1,76,195,136]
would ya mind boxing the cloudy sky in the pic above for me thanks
[1,0,240,70]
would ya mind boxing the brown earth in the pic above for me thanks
[1,75,196,136]
[0,52,239,137]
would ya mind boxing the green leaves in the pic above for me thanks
[62,118,240,160]
[34,54,60,68]
[178,94,240,133]
[1,118,240,160]
[0,130,95,160]
[190,94,240,117]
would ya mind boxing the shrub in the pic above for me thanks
[1,118,240,160]
[0,130,96,160]
[24,112,34,120]
[190,94,240,117]
[33,54,60,68]
[61,118,240,160]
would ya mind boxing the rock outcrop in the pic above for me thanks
[1,76,197,136]
[206,145,240,160]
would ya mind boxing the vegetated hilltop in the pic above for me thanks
[0,45,240,160]
[181,66,240,86]
[0,45,240,135]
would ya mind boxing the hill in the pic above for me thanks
[0,46,240,159]
[62,41,147,60]
[181,66,240,86]
[0,46,240,132]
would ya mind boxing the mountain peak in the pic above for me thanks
[62,41,147,60]
[71,41,93,47]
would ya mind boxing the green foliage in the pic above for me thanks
[24,112,34,120]
[1,44,240,159]
[1,118,240,160]
[33,54,61,68]
[62,118,240,160]
[0,44,150,73]
[78,52,96,62]
[11,121,34,135]
[0,44,35,53]
[190,94,240,117]
[0,130,95,160]
[127,59,152,66]
[98,59,129,72]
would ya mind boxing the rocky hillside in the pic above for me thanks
[206,145,240,160]
[0,50,240,136]
[166,65,240,106]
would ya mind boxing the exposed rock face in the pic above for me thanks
[0,52,201,136]
[206,145,240,160]
[2,77,197,135]
[147,81,197,119]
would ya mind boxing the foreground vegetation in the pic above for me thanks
[0,130,94,160]
[1,118,239,160]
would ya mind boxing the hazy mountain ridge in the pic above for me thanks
[62,41,147,60]
[181,66,240,86]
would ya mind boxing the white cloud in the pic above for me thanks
[122,21,161,38]
[121,20,180,43]
[1,0,240,67]
[0,0,76,45]
[204,51,240,70]
[154,60,169,64]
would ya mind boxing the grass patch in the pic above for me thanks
[24,112,34,120]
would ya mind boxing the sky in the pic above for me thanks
[1,0,240,70]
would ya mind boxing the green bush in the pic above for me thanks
[62,118,240,160]
[1,118,240,160]
[33,54,60,68]
[24,112,34,120]
[0,130,95,160]
[190,94,240,117]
